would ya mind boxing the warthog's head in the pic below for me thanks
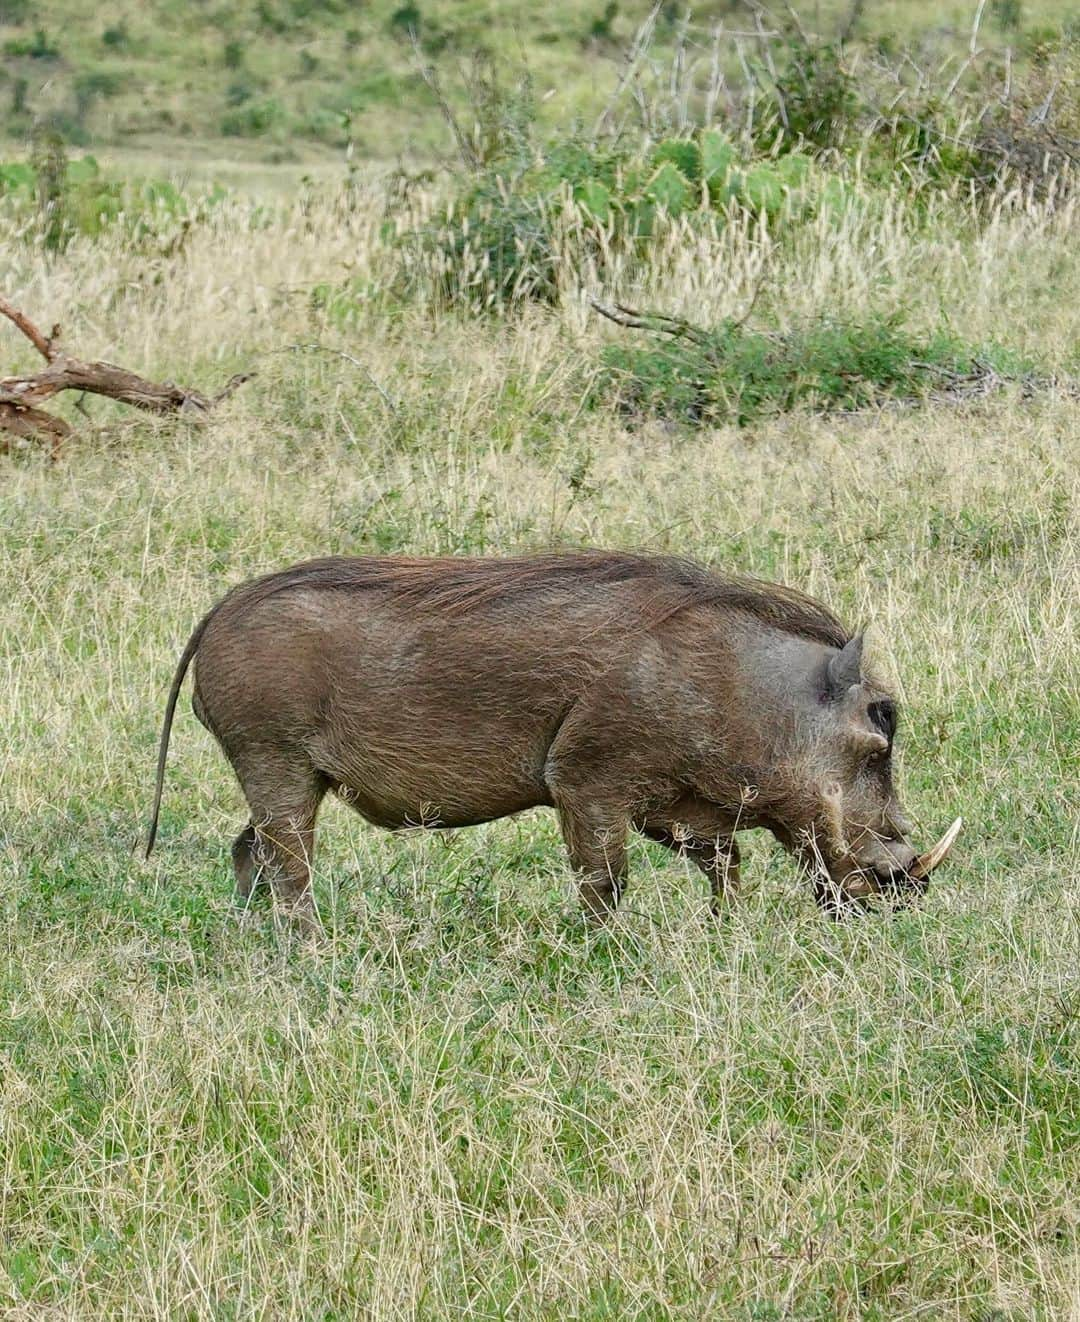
[752,634,961,913]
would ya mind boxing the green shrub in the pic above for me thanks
[758,40,859,153]
[75,70,122,101]
[3,28,60,58]
[866,107,987,192]
[11,76,28,116]
[255,1,290,34]
[221,98,286,137]
[74,69,123,122]
[389,3,422,40]
[101,21,129,48]
[291,0,347,13]
[740,29,1032,195]
[585,2,619,46]
[226,79,257,107]
[0,160,35,195]
[595,314,1018,426]
[300,107,348,143]
[990,0,1023,32]
[396,125,854,311]
[402,180,561,309]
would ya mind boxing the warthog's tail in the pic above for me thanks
[144,605,219,858]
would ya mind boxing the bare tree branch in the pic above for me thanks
[411,32,480,172]
[0,294,253,459]
[0,294,55,361]
[591,0,665,144]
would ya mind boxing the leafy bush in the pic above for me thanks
[75,70,122,102]
[755,40,859,153]
[595,313,1021,426]
[382,21,1080,317]
[970,31,1080,194]
[226,79,257,107]
[990,0,1023,32]
[403,181,561,309]
[866,106,987,193]
[101,21,129,48]
[74,69,123,123]
[221,97,286,137]
[0,149,226,249]
[585,2,619,47]
[255,1,290,35]
[3,28,60,58]
[653,22,1078,198]
[389,3,422,39]
[396,122,858,311]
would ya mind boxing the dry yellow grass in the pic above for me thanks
[0,176,1078,1318]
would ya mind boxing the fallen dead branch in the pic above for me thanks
[0,294,253,460]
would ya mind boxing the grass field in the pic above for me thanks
[2,116,1079,1321]
[6,0,1080,160]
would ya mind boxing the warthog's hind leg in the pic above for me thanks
[231,822,260,900]
[230,759,328,935]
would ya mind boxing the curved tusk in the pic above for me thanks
[909,816,963,880]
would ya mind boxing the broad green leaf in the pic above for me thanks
[574,177,611,223]
[0,161,35,192]
[737,166,785,216]
[775,153,812,189]
[700,130,735,198]
[67,155,101,183]
[652,139,702,184]
[819,175,857,218]
[626,198,655,237]
[645,161,690,216]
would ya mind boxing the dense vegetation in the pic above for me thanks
[1,3,1078,1318]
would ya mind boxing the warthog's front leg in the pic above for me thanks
[555,797,630,921]
[639,806,741,915]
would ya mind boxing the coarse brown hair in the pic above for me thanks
[213,551,851,648]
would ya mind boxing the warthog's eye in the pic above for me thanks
[868,700,897,748]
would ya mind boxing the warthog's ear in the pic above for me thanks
[827,634,864,698]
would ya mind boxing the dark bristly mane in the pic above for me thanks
[216,552,850,649]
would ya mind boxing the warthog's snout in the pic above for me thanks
[820,817,963,913]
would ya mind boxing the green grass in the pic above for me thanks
[1,140,1079,1316]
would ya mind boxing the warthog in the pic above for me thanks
[145,552,960,928]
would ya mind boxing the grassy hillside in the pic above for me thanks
[1,138,1078,1315]
[4,0,1079,161]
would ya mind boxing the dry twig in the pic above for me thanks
[589,297,716,349]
